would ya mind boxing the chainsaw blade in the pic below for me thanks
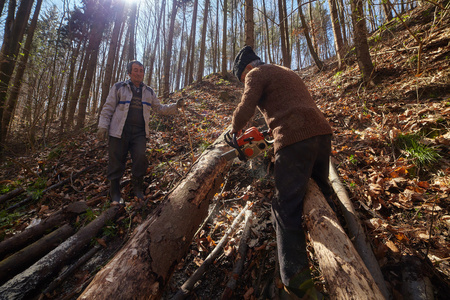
[221,149,239,161]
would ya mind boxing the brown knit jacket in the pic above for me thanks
[232,64,332,153]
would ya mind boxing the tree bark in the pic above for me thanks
[0,206,119,300]
[221,0,228,77]
[0,211,67,260]
[327,0,344,69]
[197,0,210,82]
[79,136,231,299]
[350,0,374,83]
[297,0,323,70]
[0,0,34,150]
[99,1,126,113]
[163,0,178,98]
[76,0,111,129]
[244,0,254,49]
[303,180,385,300]
[1,0,42,142]
[329,160,390,299]
[0,224,74,285]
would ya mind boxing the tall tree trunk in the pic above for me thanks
[128,2,138,62]
[175,6,186,90]
[1,0,42,142]
[147,0,165,86]
[221,0,228,77]
[186,0,198,85]
[350,0,374,83]
[99,1,126,113]
[67,49,89,128]
[337,0,348,47]
[76,1,110,130]
[262,0,273,63]
[382,0,393,22]
[197,0,210,82]
[60,42,81,134]
[163,0,178,98]
[298,0,323,70]
[328,0,344,69]
[244,0,254,48]
[0,0,34,151]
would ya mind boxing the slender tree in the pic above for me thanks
[0,0,35,150]
[2,0,43,142]
[328,0,344,69]
[245,0,255,48]
[221,0,227,77]
[163,0,178,98]
[197,0,210,82]
[297,0,323,70]
[99,0,127,112]
[350,0,374,83]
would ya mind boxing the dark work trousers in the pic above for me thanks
[272,134,332,288]
[107,124,147,181]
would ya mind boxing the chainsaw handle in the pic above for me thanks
[225,130,247,161]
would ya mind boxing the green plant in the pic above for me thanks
[348,154,358,165]
[102,220,117,237]
[27,177,48,200]
[395,133,441,167]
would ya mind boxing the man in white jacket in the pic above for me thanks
[97,60,184,204]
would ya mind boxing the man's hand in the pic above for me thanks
[97,128,108,141]
[177,98,185,108]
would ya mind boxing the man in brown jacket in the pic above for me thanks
[231,46,333,299]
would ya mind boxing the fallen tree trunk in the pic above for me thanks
[0,187,25,203]
[0,206,118,299]
[0,223,74,284]
[304,180,385,299]
[79,138,231,299]
[0,201,88,260]
[329,160,390,299]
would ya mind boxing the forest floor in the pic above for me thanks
[1,2,450,300]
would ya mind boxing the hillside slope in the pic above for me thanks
[0,2,449,299]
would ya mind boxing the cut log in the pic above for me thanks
[303,180,385,300]
[0,223,74,284]
[173,202,251,300]
[329,160,390,299]
[0,211,67,260]
[0,201,88,260]
[0,206,119,300]
[0,187,25,203]
[221,209,253,300]
[78,137,231,300]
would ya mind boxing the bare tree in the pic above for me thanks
[328,0,344,69]
[0,0,35,150]
[350,0,374,83]
[245,0,255,48]
[2,0,43,142]
[197,0,210,82]
[221,0,228,77]
[163,0,178,98]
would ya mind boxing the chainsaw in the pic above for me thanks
[222,127,273,161]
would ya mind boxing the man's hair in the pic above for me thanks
[127,60,144,74]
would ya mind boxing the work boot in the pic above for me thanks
[109,179,122,204]
[131,176,145,200]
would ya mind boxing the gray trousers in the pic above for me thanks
[272,134,332,288]
[107,124,147,181]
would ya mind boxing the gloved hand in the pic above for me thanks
[97,127,108,141]
[177,98,185,108]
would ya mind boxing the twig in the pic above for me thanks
[181,107,195,163]
[172,202,252,300]
[221,209,253,300]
